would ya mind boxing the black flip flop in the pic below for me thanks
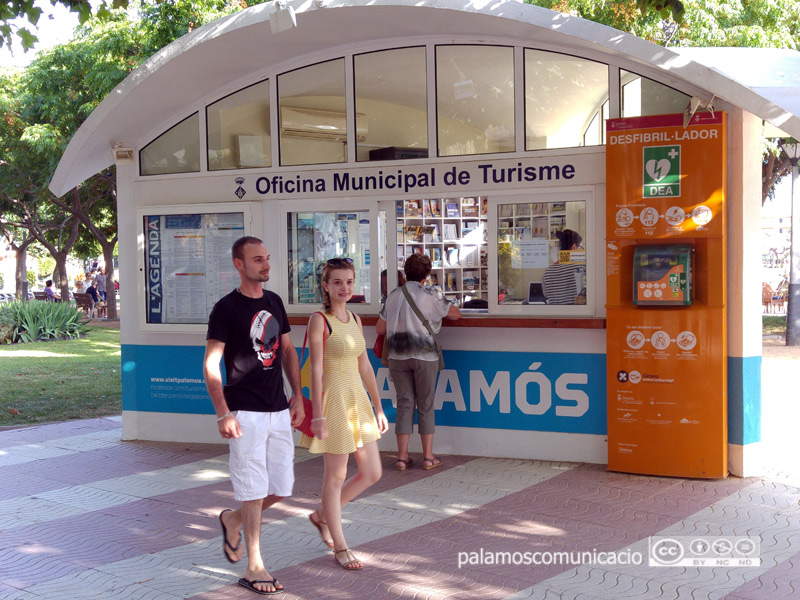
[238,577,283,595]
[219,509,241,563]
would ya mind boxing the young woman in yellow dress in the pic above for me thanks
[300,257,389,570]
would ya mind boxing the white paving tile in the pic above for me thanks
[0,429,121,467]
[508,478,800,600]
[32,458,573,599]
[1,449,320,534]
[0,455,229,532]
[0,497,88,529]
[37,485,142,512]
[0,587,39,600]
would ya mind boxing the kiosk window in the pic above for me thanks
[396,197,487,308]
[140,113,200,176]
[143,212,245,324]
[621,71,690,118]
[524,50,608,151]
[278,59,352,167]
[287,211,371,305]
[355,47,428,162]
[207,80,271,171]
[436,45,515,157]
[497,200,586,306]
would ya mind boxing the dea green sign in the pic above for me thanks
[643,145,681,198]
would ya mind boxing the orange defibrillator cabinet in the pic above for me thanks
[605,112,728,479]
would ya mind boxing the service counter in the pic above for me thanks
[283,314,610,463]
[121,314,610,464]
[288,315,607,329]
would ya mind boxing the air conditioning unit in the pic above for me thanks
[280,107,368,142]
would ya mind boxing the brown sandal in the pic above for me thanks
[309,512,334,548]
[334,548,363,570]
[422,457,443,470]
[395,457,414,471]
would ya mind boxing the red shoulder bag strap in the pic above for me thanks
[300,311,331,368]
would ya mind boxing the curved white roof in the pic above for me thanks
[49,0,800,196]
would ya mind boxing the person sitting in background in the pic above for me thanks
[541,229,583,305]
[44,280,61,302]
[86,282,106,318]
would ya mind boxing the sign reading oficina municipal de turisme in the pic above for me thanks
[227,153,604,201]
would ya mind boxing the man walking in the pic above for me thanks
[204,236,304,595]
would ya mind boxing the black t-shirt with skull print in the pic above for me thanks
[206,288,291,412]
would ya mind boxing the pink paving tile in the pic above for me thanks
[0,417,121,447]
[0,452,467,589]
[225,464,752,600]
[0,483,237,585]
[0,441,227,498]
[723,552,800,600]
[0,545,88,590]
[0,472,71,501]
[0,582,26,600]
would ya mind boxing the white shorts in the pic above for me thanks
[228,409,295,502]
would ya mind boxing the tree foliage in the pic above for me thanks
[535,0,800,201]
[536,0,800,47]
[1,0,128,51]
[0,1,252,308]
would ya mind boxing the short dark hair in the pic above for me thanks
[403,253,432,282]
[557,229,582,251]
[46,280,53,287]
[231,236,263,261]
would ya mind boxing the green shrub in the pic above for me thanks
[0,311,13,344]
[0,300,90,343]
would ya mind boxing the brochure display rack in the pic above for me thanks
[396,197,487,306]
[498,201,566,245]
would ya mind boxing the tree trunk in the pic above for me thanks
[14,246,28,300]
[102,245,117,319]
[54,254,70,303]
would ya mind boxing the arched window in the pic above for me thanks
[140,113,200,176]
[355,47,428,162]
[207,80,271,171]
[525,50,609,150]
[436,45,515,157]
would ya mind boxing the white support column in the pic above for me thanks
[726,108,764,477]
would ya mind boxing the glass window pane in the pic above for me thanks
[278,59,349,166]
[140,113,200,175]
[436,46,514,157]
[142,212,244,323]
[497,200,586,306]
[355,47,428,162]
[525,50,608,150]
[621,71,690,118]
[287,211,371,304]
[395,197,488,309]
[207,80,270,171]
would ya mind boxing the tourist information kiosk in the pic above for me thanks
[47,0,800,477]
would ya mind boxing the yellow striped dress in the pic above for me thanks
[300,312,381,454]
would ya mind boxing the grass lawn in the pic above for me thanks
[763,315,787,336]
[0,327,121,427]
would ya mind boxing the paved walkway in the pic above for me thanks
[2,417,800,600]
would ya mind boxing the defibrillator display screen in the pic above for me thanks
[632,244,692,306]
